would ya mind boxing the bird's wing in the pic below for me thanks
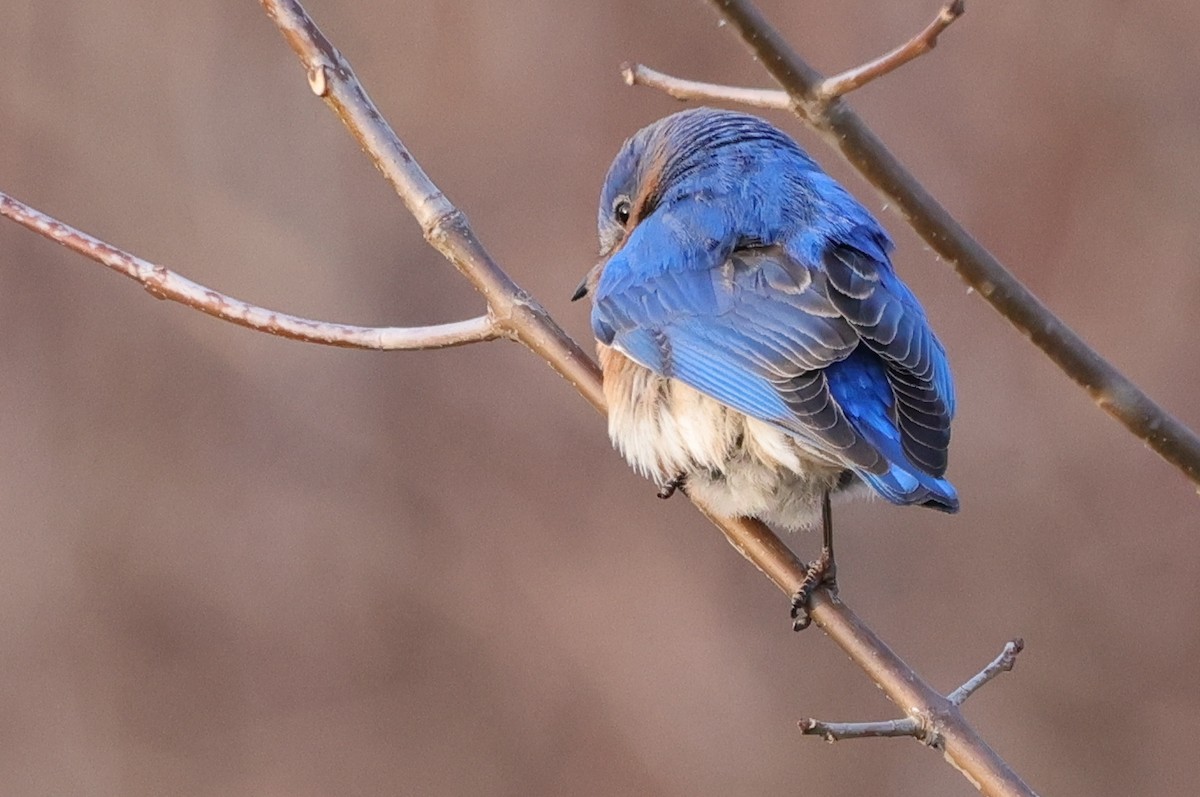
[593,213,955,489]
[594,232,890,475]
[822,231,955,477]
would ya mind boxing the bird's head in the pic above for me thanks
[573,107,818,302]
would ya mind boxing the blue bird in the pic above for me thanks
[573,108,958,628]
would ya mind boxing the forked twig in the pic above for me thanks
[623,1,966,110]
[800,639,1026,749]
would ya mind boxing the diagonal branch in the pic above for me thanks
[949,638,1025,706]
[259,0,604,406]
[256,2,1036,794]
[696,0,1200,489]
[0,192,499,350]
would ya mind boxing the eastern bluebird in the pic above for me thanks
[573,108,958,627]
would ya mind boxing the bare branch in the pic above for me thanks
[258,0,604,408]
[949,639,1025,706]
[0,4,1035,796]
[621,63,789,110]
[0,192,499,351]
[692,510,1036,797]
[816,0,965,101]
[703,0,1200,488]
[799,716,920,743]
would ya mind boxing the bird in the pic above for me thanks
[572,108,958,629]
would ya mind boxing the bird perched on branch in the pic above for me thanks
[573,108,958,629]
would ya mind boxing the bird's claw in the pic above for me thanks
[656,474,686,500]
[790,547,837,631]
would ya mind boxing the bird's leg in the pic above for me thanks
[790,491,838,631]
[656,473,687,500]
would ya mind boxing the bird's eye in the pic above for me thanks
[614,198,631,226]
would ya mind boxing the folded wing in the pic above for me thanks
[593,212,956,509]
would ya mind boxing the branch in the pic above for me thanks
[0,192,499,350]
[622,1,965,110]
[621,63,789,110]
[259,0,602,403]
[692,517,1035,795]
[682,0,1200,489]
[0,3,1033,796]
[948,638,1025,706]
[816,0,965,101]
[799,639,1026,749]
[799,717,919,743]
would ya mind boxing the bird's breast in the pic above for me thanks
[598,343,861,530]
[599,343,738,484]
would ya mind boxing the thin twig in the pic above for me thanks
[949,639,1025,706]
[0,192,499,350]
[698,0,1200,489]
[799,717,920,743]
[816,0,965,101]
[621,63,789,110]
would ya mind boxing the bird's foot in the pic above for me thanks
[790,547,837,632]
[656,474,686,500]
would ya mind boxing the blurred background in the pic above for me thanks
[1,1,1198,794]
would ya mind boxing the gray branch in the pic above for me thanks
[799,639,1027,763]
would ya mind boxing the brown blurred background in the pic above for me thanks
[1,1,1198,794]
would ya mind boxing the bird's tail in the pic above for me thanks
[859,464,959,513]
[826,349,959,513]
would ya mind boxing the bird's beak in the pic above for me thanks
[570,276,589,302]
[571,261,604,302]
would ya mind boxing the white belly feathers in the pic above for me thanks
[599,344,865,531]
